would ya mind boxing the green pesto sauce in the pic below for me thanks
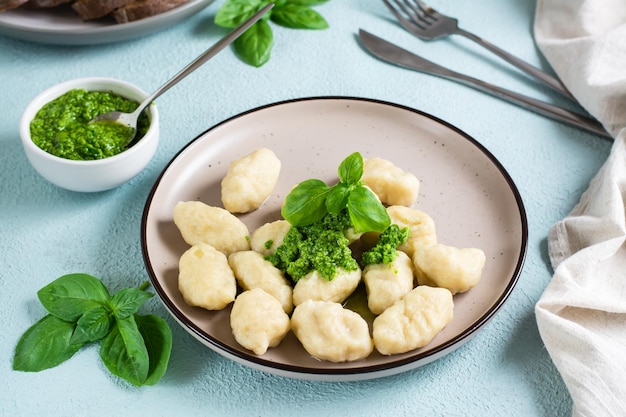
[30,89,150,161]
[361,224,409,266]
[266,210,358,283]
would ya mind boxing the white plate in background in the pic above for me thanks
[0,0,215,45]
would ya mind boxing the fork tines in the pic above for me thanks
[384,0,438,30]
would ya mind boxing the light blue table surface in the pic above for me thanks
[1,1,613,416]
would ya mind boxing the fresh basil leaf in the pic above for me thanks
[234,19,274,67]
[37,273,110,322]
[136,314,173,386]
[13,315,83,372]
[347,186,391,233]
[338,152,363,185]
[70,305,113,345]
[100,316,150,386]
[271,4,329,29]
[282,178,330,226]
[325,183,351,214]
[110,288,154,320]
[214,0,265,28]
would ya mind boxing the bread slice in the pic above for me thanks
[112,0,190,23]
[71,0,133,20]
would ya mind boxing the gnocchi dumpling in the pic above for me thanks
[249,220,291,256]
[363,251,414,315]
[228,251,294,314]
[361,157,420,206]
[387,205,437,258]
[413,243,486,294]
[178,243,236,310]
[373,285,453,355]
[230,289,291,355]
[291,300,374,362]
[221,148,281,213]
[173,201,250,256]
[292,267,361,306]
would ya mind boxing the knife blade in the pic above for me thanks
[358,29,610,139]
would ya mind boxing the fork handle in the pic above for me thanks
[455,28,575,101]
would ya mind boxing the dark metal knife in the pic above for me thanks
[358,29,611,139]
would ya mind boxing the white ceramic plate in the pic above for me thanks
[0,0,215,45]
[141,97,528,382]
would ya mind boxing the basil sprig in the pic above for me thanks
[282,152,391,233]
[13,273,172,387]
[215,0,330,67]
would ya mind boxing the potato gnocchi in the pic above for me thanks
[362,157,420,206]
[230,289,291,355]
[174,201,249,256]
[292,267,361,307]
[228,251,294,314]
[373,285,454,355]
[413,244,486,295]
[363,250,414,315]
[173,150,486,361]
[221,148,281,213]
[178,243,237,310]
[291,300,373,362]
[249,220,291,256]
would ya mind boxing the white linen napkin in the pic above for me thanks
[534,1,626,416]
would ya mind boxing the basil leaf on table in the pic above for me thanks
[214,0,264,27]
[14,274,172,386]
[214,0,331,67]
[37,273,110,322]
[136,314,173,386]
[235,19,274,67]
[13,315,84,372]
[100,315,150,387]
[70,305,113,345]
[110,287,154,319]
[271,4,328,29]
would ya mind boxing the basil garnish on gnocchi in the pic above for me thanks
[173,149,486,362]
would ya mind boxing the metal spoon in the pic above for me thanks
[91,3,274,145]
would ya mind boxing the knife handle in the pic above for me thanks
[447,70,610,139]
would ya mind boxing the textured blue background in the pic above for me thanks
[0,1,611,415]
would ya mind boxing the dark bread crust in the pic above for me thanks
[0,0,29,12]
[112,0,189,23]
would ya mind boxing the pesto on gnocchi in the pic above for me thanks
[173,150,486,362]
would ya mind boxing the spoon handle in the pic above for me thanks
[135,3,274,114]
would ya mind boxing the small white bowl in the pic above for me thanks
[20,77,159,192]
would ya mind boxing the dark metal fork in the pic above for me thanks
[383,0,575,100]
